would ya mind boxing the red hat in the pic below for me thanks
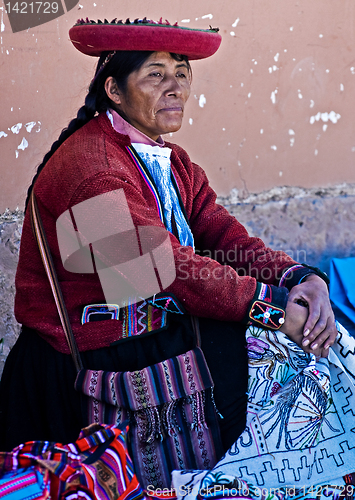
[69,18,221,60]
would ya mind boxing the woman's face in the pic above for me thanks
[109,52,191,141]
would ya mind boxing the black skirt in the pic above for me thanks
[0,315,248,453]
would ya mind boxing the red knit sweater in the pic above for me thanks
[15,112,297,353]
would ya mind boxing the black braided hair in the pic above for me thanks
[25,51,191,210]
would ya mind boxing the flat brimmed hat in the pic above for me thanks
[69,18,222,60]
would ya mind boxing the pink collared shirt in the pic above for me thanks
[107,109,165,147]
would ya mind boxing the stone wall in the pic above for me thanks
[1,183,354,378]
[0,209,23,377]
[217,183,355,272]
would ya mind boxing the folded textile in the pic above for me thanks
[172,322,355,500]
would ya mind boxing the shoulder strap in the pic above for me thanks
[190,315,201,347]
[30,191,83,372]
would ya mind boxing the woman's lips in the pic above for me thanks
[159,107,183,112]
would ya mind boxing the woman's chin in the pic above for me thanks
[160,123,183,136]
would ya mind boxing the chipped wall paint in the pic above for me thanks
[195,14,213,21]
[1,120,41,160]
[309,111,341,125]
[1,2,355,210]
[1,7,5,33]
[199,94,206,108]
[17,138,28,151]
[288,129,295,147]
[25,121,36,132]
[10,123,22,134]
[4,121,41,137]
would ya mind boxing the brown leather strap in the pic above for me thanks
[30,191,83,372]
[191,315,201,347]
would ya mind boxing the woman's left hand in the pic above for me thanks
[287,274,337,358]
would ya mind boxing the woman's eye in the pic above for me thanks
[150,72,162,77]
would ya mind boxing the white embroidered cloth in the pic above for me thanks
[172,322,355,499]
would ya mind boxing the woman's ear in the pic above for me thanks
[104,76,121,105]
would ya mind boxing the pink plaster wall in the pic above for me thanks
[1,0,355,211]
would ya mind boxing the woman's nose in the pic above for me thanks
[164,75,183,96]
